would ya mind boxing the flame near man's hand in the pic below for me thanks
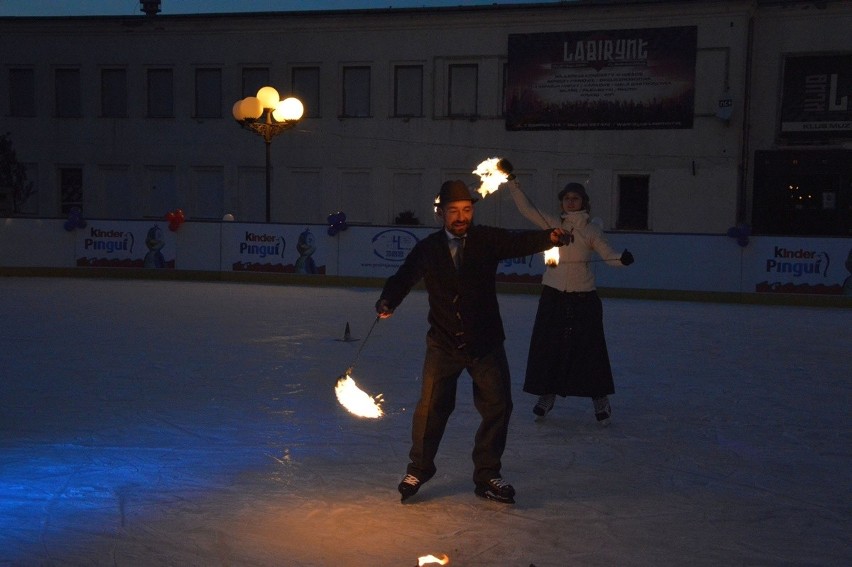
[335,374,384,418]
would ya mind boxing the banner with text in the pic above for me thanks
[743,238,852,295]
[75,221,176,269]
[780,53,852,141]
[336,226,549,282]
[222,224,326,274]
[506,26,697,131]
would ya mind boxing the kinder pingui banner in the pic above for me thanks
[75,221,175,269]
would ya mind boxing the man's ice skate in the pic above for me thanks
[398,473,426,502]
[474,478,515,504]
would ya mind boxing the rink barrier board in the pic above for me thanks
[0,218,850,307]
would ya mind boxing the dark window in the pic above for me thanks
[342,66,370,117]
[752,150,851,236]
[147,68,173,118]
[394,65,423,117]
[292,67,320,118]
[501,62,508,116]
[448,64,477,117]
[101,68,127,118]
[616,175,650,230]
[9,68,36,117]
[241,67,269,98]
[195,68,222,118]
[55,68,82,118]
[59,167,83,216]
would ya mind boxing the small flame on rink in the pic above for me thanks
[335,374,384,418]
[544,246,560,266]
[472,157,510,199]
[417,553,450,566]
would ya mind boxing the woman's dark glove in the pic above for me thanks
[620,249,635,266]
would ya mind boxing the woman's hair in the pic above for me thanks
[558,182,590,211]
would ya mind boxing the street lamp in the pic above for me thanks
[233,87,304,223]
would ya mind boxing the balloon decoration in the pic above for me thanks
[726,223,751,247]
[64,206,87,231]
[327,211,348,236]
[165,208,186,232]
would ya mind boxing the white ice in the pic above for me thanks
[0,277,849,566]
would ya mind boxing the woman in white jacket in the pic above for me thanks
[509,180,633,424]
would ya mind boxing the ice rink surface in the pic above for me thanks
[0,277,849,566]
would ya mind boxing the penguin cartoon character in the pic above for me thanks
[144,225,166,268]
[295,228,317,274]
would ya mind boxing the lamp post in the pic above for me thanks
[233,87,304,223]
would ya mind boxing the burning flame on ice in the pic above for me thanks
[544,246,560,266]
[335,374,384,418]
[472,157,510,199]
[418,554,450,566]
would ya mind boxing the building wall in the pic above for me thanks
[747,1,852,232]
[1,1,849,236]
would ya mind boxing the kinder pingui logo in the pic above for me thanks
[84,227,135,254]
[765,246,829,277]
[240,231,285,259]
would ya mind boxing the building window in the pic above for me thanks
[616,175,650,230]
[101,68,127,118]
[394,65,423,117]
[501,61,508,117]
[194,68,222,118]
[144,166,177,218]
[55,68,82,118]
[241,67,269,98]
[342,66,370,118]
[340,170,370,222]
[9,68,35,117]
[95,165,132,219]
[59,167,83,216]
[192,167,224,219]
[292,66,320,118]
[283,169,322,223]
[448,63,477,117]
[147,68,173,118]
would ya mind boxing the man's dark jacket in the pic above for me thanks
[380,224,555,357]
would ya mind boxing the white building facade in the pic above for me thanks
[1,0,850,237]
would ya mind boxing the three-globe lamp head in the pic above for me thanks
[232,86,304,123]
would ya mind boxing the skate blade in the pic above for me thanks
[476,491,515,505]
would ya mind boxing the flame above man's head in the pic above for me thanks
[472,157,512,198]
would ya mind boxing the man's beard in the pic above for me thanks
[447,222,469,237]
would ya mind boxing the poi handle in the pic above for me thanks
[345,315,380,375]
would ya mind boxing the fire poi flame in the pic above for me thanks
[417,553,450,566]
[472,157,511,199]
[544,246,560,266]
[473,157,562,267]
[335,374,384,418]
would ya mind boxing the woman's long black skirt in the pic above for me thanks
[522,286,615,398]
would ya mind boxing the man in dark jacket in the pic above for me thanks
[376,180,565,504]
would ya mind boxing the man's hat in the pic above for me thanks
[437,180,478,207]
